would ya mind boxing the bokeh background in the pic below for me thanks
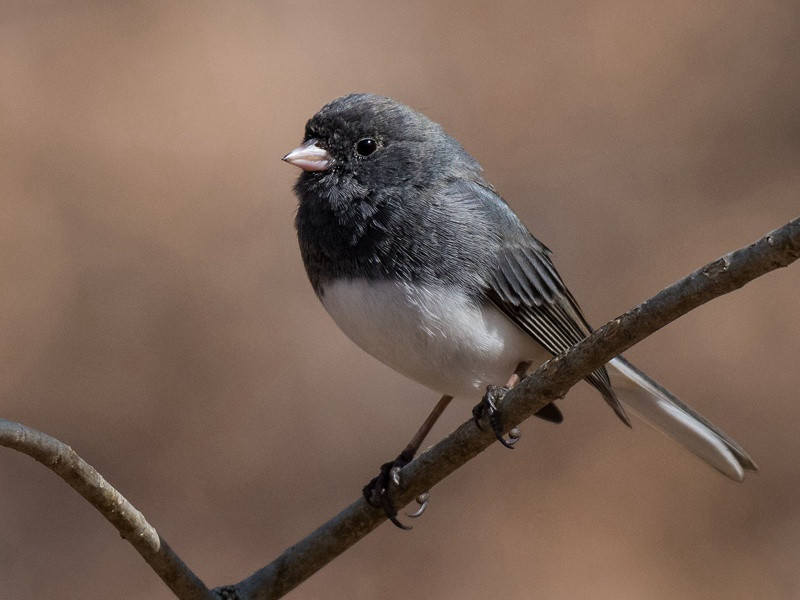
[2,1,799,598]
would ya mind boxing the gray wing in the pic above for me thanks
[466,181,630,425]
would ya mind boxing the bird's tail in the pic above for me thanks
[607,356,757,481]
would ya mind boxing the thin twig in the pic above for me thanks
[0,420,214,600]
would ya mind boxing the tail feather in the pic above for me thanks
[608,356,757,481]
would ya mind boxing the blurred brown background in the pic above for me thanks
[2,1,799,598]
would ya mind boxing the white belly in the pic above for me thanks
[320,279,550,398]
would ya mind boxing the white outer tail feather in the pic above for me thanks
[608,356,757,482]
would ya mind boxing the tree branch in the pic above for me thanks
[218,215,800,599]
[2,216,798,600]
[0,420,214,600]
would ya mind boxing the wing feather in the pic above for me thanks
[460,181,630,425]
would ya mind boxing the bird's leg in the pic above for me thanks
[363,394,453,530]
[472,361,531,448]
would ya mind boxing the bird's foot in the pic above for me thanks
[363,455,430,530]
[472,385,521,449]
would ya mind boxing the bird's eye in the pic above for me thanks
[355,138,378,156]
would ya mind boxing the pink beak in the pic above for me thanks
[282,139,333,172]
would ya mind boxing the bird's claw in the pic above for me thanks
[406,492,429,518]
[472,385,521,448]
[363,458,429,529]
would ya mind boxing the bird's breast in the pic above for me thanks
[319,278,549,398]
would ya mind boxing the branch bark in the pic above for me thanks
[0,420,215,600]
[2,216,798,600]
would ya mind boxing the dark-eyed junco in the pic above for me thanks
[284,93,756,526]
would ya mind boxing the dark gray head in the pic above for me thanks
[284,93,482,208]
[284,94,497,294]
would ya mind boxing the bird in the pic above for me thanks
[283,93,756,527]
